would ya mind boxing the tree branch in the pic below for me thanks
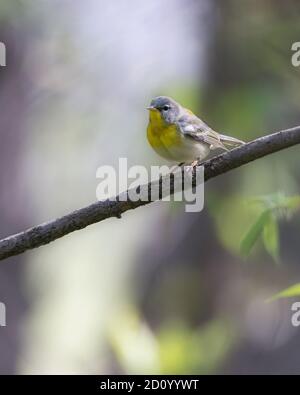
[0,125,300,262]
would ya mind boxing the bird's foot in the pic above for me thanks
[190,159,199,167]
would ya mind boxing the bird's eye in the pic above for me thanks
[162,105,170,111]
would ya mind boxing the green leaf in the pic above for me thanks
[267,283,300,302]
[284,196,300,216]
[263,214,279,263]
[240,209,271,257]
[253,193,300,218]
[240,193,300,260]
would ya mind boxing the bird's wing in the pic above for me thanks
[177,113,228,151]
[218,133,245,147]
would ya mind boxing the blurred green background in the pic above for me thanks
[1,0,300,374]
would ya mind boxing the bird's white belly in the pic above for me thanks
[165,137,210,163]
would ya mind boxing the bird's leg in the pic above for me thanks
[169,162,184,174]
[181,159,200,175]
[190,158,200,167]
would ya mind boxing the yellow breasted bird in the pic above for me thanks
[147,96,245,164]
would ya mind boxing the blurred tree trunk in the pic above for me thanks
[204,0,300,374]
[0,24,30,374]
[133,0,300,375]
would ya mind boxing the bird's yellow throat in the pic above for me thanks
[147,110,180,148]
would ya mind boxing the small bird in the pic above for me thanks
[147,96,245,164]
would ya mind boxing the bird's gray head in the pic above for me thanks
[147,96,181,124]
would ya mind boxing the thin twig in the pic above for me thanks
[0,125,300,262]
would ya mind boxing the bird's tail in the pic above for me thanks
[219,134,245,148]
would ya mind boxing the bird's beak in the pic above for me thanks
[146,106,158,112]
